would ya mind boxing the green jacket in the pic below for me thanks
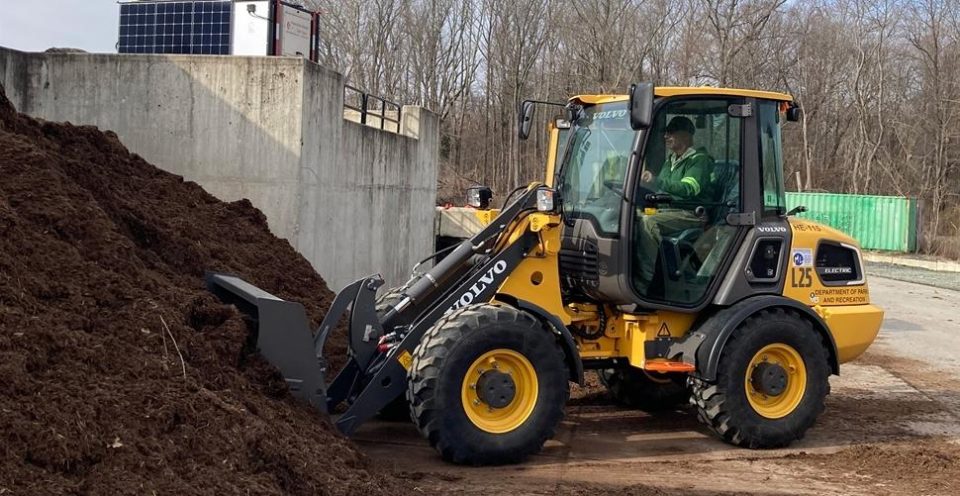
[655,148,711,201]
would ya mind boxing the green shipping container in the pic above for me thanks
[785,192,918,252]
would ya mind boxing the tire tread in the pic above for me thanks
[690,308,831,448]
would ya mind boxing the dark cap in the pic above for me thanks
[665,116,695,135]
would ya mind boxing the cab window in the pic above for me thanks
[759,101,786,215]
[558,101,635,235]
[632,98,743,304]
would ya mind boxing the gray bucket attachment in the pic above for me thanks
[205,272,328,413]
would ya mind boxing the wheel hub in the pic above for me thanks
[750,362,788,397]
[476,370,516,408]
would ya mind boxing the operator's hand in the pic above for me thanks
[641,170,655,183]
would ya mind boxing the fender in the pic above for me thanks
[670,295,839,382]
[498,295,584,385]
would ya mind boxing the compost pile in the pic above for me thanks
[0,85,404,495]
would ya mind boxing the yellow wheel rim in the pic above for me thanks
[461,349,539,434]
[745,343,807,419]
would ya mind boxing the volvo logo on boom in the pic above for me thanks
[445,260,509,314]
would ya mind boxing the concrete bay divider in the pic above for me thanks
[0,47,438,290]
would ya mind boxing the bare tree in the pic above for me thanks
[307,0,960,255]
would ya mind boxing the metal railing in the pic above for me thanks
[343,84,402,133]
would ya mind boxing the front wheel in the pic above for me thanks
[408,304,569,465]
[691,308,831,448]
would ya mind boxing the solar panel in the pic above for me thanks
[118,1,233,55]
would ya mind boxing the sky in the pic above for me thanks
[0,1,121,53]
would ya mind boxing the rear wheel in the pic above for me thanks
[599,367,689,411]
[408,304,569,465]
[690,308,830,448]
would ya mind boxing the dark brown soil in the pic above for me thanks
[568,370,609,406]
[0,84,403,495]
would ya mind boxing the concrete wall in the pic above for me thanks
[0,47,438,290]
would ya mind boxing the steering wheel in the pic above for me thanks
[635,183,656,204]
[603,180,624,197]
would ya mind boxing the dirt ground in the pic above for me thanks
[354,276,960,495]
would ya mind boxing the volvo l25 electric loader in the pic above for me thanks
[207,84,884,465]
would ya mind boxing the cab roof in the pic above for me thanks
[572,87,793,105]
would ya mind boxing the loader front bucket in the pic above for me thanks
[205,272,328,413]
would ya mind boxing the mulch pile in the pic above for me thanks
[0,84,406,495]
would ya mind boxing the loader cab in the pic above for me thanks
[556,87,794,311]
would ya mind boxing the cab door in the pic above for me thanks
[627,97,755,307]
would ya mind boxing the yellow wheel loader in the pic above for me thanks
[207,84,884,465]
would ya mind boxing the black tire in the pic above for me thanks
[407,304,569,465]
[375,286,407,316]
[599,367,689,412]
[690,308,831,448]
[375,286,412,421]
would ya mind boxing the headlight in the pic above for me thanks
[466,188,481,207]
[536,188,555,212]
[465,186,493,209]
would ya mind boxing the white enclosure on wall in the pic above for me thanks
[231,1,270,56]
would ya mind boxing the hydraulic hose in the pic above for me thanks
[405,240,477,303]
[377,240,477,325]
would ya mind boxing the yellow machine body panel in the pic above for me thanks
[545,121,561,187]
[782,218,884,363]
[474,208,499,226]
[574,310,697,370]
[494,212,570,324]
[571,87,793,106]
[490,213,698,372]
[818,304,884,363]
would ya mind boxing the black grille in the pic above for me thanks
[816,243,861,283]
[559,245,600,291]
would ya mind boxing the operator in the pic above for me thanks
[636,116,712,293]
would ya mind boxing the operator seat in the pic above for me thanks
[659,158,739,282]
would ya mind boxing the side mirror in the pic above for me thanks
[629,82,655,130]
[519,100,535,140]
[786,104,802,122]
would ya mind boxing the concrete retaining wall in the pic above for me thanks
[0,47,438,289]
